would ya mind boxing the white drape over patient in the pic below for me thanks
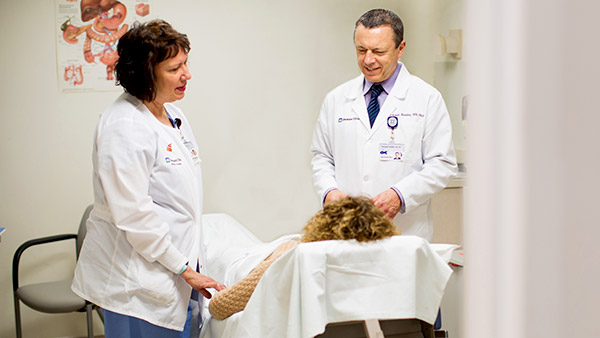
[199,214,456,338]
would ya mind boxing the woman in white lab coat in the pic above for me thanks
[71,20,225,338]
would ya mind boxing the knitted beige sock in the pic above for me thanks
[209,241,299,320]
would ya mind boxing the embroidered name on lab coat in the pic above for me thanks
[400,113,425,118]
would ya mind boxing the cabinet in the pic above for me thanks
[432,177,465,337]
[432,177,464,244]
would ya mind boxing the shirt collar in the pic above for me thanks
[362,62,402,95]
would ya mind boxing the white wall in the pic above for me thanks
[0,1,460,337]
[464,0,600,337]
[432,0,466,163]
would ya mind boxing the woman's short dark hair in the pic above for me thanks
[355,9,404,48]
[115,19,190,102]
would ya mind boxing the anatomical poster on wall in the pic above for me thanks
[55,0,153,92]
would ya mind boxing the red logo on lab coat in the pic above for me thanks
[167,144,172,152]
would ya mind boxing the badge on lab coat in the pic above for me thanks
[379,143,405,161]
[183,139,201,165]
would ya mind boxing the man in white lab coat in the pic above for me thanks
[311,9,457,241]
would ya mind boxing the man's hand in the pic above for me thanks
[324,189,348,205]
[181,268,226,298]
[372,188,402,219]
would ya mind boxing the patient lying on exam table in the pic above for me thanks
[208,196,399,320]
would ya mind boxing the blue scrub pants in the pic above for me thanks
[103,302,193,338]
[434,308,442,330]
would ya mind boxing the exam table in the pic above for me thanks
[199,214,457,338]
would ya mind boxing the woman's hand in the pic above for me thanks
[180,267,226,298]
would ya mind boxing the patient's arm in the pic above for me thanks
[209,240,299,320]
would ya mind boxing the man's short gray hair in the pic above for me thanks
[354,9,404,47]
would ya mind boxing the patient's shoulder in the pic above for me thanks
[267,241,299,261]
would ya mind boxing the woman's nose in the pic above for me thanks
[182,64,192,80]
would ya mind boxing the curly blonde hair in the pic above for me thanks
[301,196,399,243]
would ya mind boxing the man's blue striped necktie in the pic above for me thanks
[367,84,384,127]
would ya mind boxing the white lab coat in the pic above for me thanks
[311,63,457,240]
[72,93,205,331]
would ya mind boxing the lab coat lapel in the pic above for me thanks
[138,103,196,170]
[370,63,410,135]
[348,78,372,131]
[160,124,196,170]
[370,102,396,134]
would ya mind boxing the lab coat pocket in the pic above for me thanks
[124,252,177,306]
[396,115,425,162]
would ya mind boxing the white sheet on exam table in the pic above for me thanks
[201,213,300,286]
[200,214,457,338]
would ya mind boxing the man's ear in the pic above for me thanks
[397,40,406,59]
